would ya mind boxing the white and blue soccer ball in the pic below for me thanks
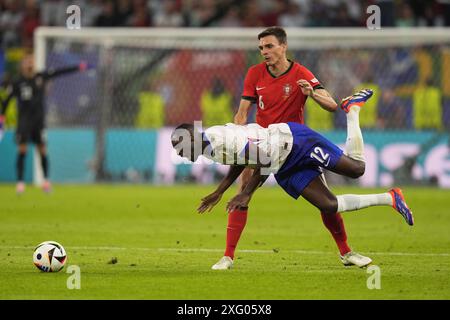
[33,241,67,272]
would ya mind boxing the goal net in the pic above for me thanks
[31,27,450,187]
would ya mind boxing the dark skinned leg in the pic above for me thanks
[301,175,339,214]
[318,174,352,255]
[328,155,365,179]
[302,167,395,215]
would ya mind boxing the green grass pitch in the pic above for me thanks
[0,184,449,299]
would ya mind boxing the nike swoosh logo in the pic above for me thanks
[256,86,265,91]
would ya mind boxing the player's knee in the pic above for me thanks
[355,161,365,178]
[350,161,365,179]
[317,196,338,214]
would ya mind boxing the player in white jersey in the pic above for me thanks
[171,90,414,267]
[200,122,293,174]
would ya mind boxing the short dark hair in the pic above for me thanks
[258,26,287,45]
[174,123,194,132]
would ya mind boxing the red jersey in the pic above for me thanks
[241,61,323,128]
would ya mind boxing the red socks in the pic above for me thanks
[321,212,351,255]
[224,208,248,260]
[223,209,349,259]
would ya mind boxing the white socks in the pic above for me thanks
[337,193,393,212]
[336,98,388,214]
[345,106,365,162]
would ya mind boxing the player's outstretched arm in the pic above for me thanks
[43,61,90,80]
[0,96,3,118]
[197,165,246,213]
[0,85,14,136]
[0,83,14,113]
[0,107,4,141]
[226,168,268,212]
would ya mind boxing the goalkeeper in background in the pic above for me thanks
[0,53,88,194]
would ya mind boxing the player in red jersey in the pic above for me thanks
[210,27,372,270]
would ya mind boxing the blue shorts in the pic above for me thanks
[274,122,344,199]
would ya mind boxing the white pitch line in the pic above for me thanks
[158,248,450,257]
[0,246,449,257]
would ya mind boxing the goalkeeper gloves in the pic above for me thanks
[79,61,87,71]
[79,61,95,71]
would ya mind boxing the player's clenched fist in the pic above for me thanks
[297,79,313,96]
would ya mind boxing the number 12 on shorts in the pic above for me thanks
[310,146,331,167]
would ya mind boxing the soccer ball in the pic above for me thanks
[33,241,67,272]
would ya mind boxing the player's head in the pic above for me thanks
[21,53,35,78]
[171,123,205,162]
[257,26,287,67]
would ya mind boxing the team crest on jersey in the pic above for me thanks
[283,83,292,98]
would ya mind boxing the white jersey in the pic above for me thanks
[203,123,293,174]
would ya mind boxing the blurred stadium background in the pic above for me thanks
[0,0,449,189]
